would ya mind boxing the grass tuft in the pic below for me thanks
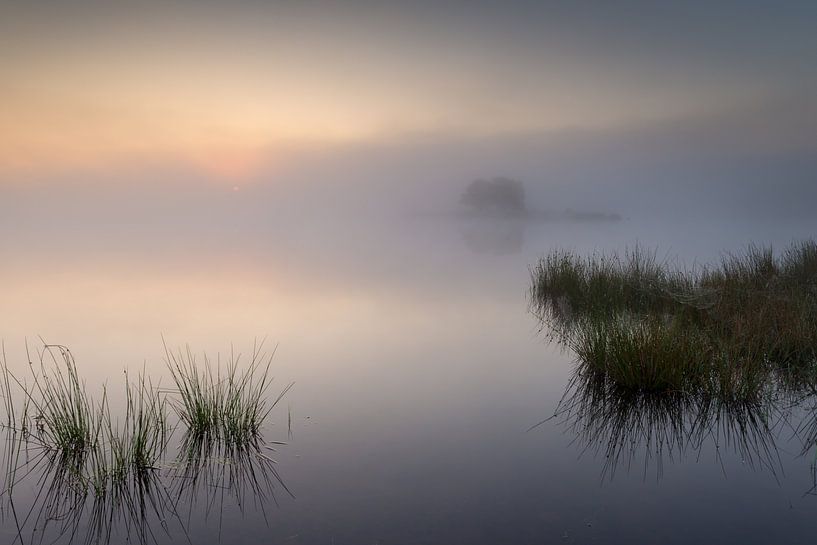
[164,339,293,445]
[530,240,817,400]
[1,345,170,492]
[0,339,292,544]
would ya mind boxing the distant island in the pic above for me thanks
[459,177,621,222]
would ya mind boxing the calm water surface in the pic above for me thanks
[2,216,817,544]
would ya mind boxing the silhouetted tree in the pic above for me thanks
[460,177,526,216]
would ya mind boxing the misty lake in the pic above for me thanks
[4,0,817,541]
[3,212,817,545]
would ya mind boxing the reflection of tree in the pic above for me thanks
[460,219,524,255]
[535,368,787,482]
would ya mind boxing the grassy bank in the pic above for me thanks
[530,241,817,400]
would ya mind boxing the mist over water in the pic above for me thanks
[3,136,817,542]
[3,0,817,540]
[3,15,817,542]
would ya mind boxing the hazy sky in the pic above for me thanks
[2,1,815,182]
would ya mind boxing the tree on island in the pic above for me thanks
[460,177,526,216]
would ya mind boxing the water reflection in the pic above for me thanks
[170,432,292,531]
[5,215,817,542]
[460,219,525,255]
[1,430,290,544]
[457,212,623,255]
[541,369,787,482]
[527,242,817,487]
[2,433,170,544]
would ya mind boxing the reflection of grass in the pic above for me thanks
[0,340,293,544]
[171,430,291,533]
[1,341,291,486]
[0,346,173,545]
[1,345,168,487]
[1,426,289,545]
[536,367,784,481]
[106,370,168,484]
[165,340,293,445]
[530,241,817,400]
[27,446,178,545]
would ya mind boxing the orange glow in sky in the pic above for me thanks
[0,3,775,181]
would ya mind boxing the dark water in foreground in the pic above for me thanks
[3,216,817,544]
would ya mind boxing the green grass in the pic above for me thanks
[104,369,168,483]
[164,339,293,444]
[568,314,708,394]
[530,246,693,321]
[1,340,290,498]
[530,240,817,400]
[0,345,169,494]
[0,340,292,544]
[3,345,104,466]
[1,340,291,475]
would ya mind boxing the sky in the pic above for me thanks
[0,1,815,222]
[1,2,814,173]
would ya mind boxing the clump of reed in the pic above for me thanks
[0,340,293,544]
[530,240,817,401]
[164,340,293,445]
[0,344,168,494]
[104,370,168,482]
[530,246,695,322]
[568,314,709,394]
[12,345,103,462]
